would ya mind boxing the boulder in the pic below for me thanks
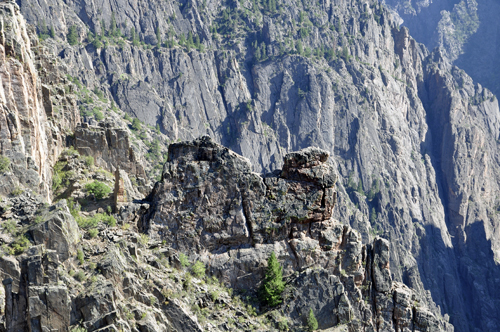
[29,200,80,262]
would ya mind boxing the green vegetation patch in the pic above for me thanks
[0,155,10,172]
[85,180,111,199]
[259,252,285,307]
[307,308,319,331]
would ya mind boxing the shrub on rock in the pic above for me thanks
[85,180,111,199]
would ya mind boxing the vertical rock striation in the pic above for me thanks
[0,1,79,198]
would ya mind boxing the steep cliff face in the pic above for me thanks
[418,48,500,331]
[2,0,499,330]
[0,1,79,198]
[384,0,500,97]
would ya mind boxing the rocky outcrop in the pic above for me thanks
[142,136,336,252]
[113,168,141,211]
[3,245,71,331]
[142,137,453,331]
[2,199,82,331]
[5,0,500,330]
[29,200,80,261]
[74,122,145,179]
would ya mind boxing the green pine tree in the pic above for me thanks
[370,207,377,224]
[110,13,117,36]
[40,19,47,35]
[101,19,106,37]
[307,308,318,331]
[259,252,285,307]
[356,179,364,195]
[194,35,200,50]
[67,25,78,45]
[156,26,161,48]
[254,45,261,61]
[296,40,303,55]
[131,27,140,46]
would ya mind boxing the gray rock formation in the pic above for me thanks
[0,1,79,199]
[4,244,72,331]
[142,137,453,331]
[384,0,500,98]
[142,136,336,252]
[0,0,497,330]
[74,122,146,179]
[29,200,80,261]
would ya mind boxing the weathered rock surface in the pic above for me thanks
[4,245,71,331]
[0,1,79,198]
[385,0,500,100]
[142,136,336,253]
[0,0,498,330]
[75,122,145,179]
[142,138,453,331]
[29,200,80,261]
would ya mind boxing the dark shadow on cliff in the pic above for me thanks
[395,0,458,51]
[414,222,500,332]
[454,0,500,97]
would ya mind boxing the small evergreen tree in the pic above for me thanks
[370,207,377,224]
[131,118,142,131]
[156,26,161,48]
[130,27,140,46]
[40,19,47,35]
[194,35,200,50]
[130,27,135,41]
[307,308,318,331]
[296,40,303,55]
[110,13,117,36]
[260,41,267,60]
[259,252,285,307]
[179,33,186,46]
[254,44,261,61]
[101,19,106,37]
[67,25,78,45]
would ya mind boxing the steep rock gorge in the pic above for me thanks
[384,0,500,98]
[0,0,496,330]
